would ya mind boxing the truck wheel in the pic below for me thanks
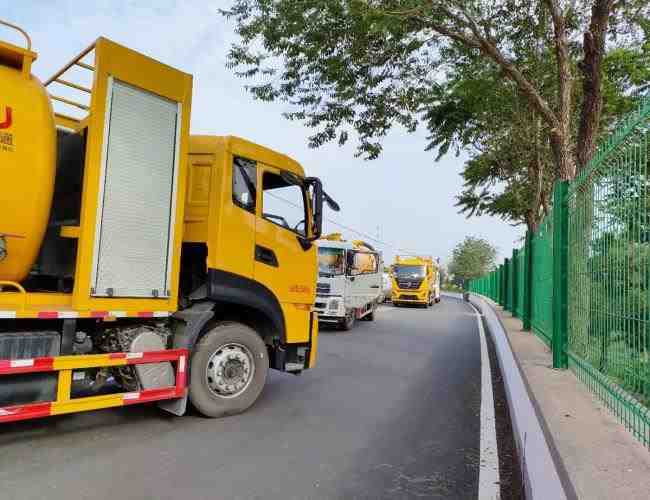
[365,306,375,321]
[189,322,268,418]
[340,310,356,331]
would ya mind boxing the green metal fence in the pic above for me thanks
[469,268,499,300]
[531,214,554,346]
[515,248,525,318]
[468,95,650,448]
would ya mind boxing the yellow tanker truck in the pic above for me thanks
[0,21,338,423]
[391,255,441,307]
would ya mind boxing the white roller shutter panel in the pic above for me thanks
[91,79,181,298]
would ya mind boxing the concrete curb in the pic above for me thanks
[444,293,569,500]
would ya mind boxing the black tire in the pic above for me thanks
[189,321,269,418]
[365,306,375,321]
[340,309,356,330]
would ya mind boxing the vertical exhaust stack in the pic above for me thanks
[0,20,57,282]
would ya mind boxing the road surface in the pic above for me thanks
[0,297,518,499]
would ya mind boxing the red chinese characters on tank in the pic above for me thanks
[0,106,12,129]
[0,106,14,151]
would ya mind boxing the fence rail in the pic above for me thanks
[468,95,650,448]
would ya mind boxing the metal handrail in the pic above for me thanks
[54,78,92,94]
[50,95,90,111]
[0,280,27,311]
[44,41,97,119]
[0,19,32,51]
[44,41,95,87]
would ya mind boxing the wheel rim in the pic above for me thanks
[205,343,255,398]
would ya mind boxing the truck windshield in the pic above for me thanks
[394,265,425,278]
[319,248,345,276]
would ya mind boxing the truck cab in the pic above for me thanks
[391,256,441,307]
[182,136,321,371]
[314,235,382,330]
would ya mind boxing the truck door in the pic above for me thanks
[367,253,382,302]
[426,265,434,297]
[254,166,316,338]
[348,251,380,311]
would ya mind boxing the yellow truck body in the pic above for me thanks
[0,23,331,424]
[391,255,441,307]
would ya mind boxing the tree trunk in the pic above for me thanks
[550,130,576,180]
[545,0,576,180]
[576,0,614,171]
[526,117,546,232]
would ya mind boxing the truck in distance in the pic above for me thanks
[0,22,338,424]
[314,234,383,330]
[391,255,441,307]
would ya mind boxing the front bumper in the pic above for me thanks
[314,296,345,321]
[392,290,428,304]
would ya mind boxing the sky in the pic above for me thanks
[4,0,523,266]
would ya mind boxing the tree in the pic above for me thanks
[223,0,649,182]
[424,45,556,231]
[448,236,497,284]
[434,30,649,231]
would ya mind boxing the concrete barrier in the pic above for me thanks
[445,292,571,500]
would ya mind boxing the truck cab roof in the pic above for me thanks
[190,135,306,178]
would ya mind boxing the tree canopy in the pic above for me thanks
[223,1,649,229]
[448,236,498,284]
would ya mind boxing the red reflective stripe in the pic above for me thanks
[110,350,188,363]
[122,387,179,405]
[0,402,51,423]
[175,356,186,392]
[0,350,188,373]
[128,350,180,364]
[0,357,54,375]
[137,312,154,318]
[90,311,109,318]
[38,312,59,319]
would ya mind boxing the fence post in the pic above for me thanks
[503,262,507,308]
[512,248,519,317]
[500,264,505,306]
[503,259,510,309]
[497,268,501,303]
[522,230,533,330]
[552,181,569,369]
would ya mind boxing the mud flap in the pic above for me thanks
[158,390,188,416]
[158,302,214,416]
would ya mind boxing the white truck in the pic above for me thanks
[314,235,383,330]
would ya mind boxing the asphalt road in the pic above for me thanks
[0,297,516,500]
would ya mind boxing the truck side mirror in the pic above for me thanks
[323,191,340,212]
[305,177,339,242]
[309,177,324,241]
